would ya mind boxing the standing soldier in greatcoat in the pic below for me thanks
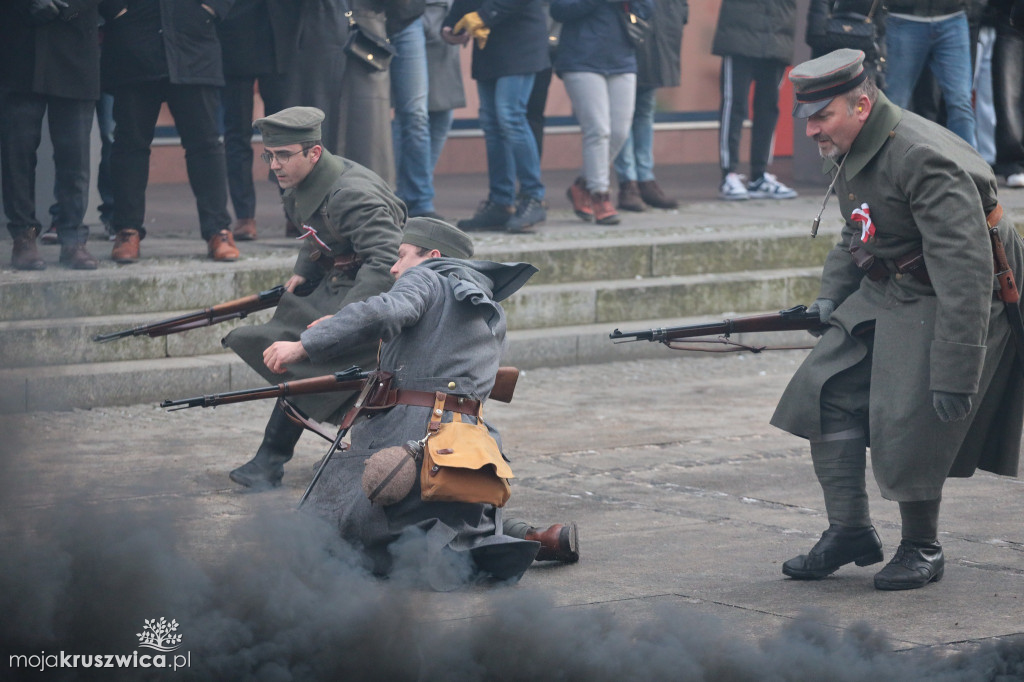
[773,49,1024,590]
[223,107,405,490]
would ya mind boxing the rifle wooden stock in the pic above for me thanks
[92,282,315,343]
[609,305,824,344]
[161,367,368,410]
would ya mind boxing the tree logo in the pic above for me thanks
[136,618,183,652]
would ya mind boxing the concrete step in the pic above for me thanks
[0,313,820,413]
[0,267,822,368]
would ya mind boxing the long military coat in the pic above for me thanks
[301,258,539,588]
[772,94,1024,501]
[222,151,405,422]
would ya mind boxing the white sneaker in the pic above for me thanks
[1007,172,1024,188]
[747,172,798,199]
[719,172,749,201]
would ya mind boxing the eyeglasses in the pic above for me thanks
[260,149,307,164]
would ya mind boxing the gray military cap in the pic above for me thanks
[254,106,325,147]
[403,217,474,259]
[789,49,867,118]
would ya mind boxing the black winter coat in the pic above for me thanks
[99,0,234,90]
[445,0,549,80]
[0,0,102,101]
[218,0,297,77]
[711,0,796,64]
[636,0,687,89]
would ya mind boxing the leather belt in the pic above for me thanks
[987,203,1003,228]
[389,389,480,416]
[851,243,931,285]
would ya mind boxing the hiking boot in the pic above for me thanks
[567,176,593,222]
[232,217,257,241]
[208,229,240,262]
[11,227,45,270]
[111,229,141,263]
[638,180,678,209]
[590,191,620,225]
[617,180,646,212]
[506,195,546,233]
[59,242,99,270]
[457,200,513,231]
[40,225,60,245]
[719,172,749,201]
[747,172,798,199]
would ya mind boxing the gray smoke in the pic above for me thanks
[1,413,1022,681]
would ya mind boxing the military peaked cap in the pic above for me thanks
[254,106,325,147]
[789,49,867,118]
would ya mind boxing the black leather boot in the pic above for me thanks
[873,540,944,590]
[229,403,304,489]
[782,524,883,579]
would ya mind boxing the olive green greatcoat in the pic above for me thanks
[772,93,1024,501]
[223,150,405,422]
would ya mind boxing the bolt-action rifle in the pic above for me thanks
[609,305,825,352]
[161,366,369,410]
[92,281,316,343]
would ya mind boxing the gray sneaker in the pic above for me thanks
[746,172,798,199]
[506,196,546,233]
[457,200,513,231]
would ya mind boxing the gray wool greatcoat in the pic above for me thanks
[772,93,1024,501]
[222,150,405,423]
[300,258,539,588]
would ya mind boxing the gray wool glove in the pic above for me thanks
[932,391,972,423]
[806,298,836,337]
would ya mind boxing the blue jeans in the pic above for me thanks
[0,89,93,244]
[428,109,454,171]
[614,85,657,183]
[390,18,435,214]
[885,12,977,148]
[477,74,544,206]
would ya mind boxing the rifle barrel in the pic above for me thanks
[610,306,822,343]
[161,368,369,410]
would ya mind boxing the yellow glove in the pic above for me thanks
[454,11,491,49]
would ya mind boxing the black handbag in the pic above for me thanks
[344,11,397,72]
[823,0,881,54]
[615,1,649,49]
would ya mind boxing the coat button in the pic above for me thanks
[894,273,903,280]
[848,193,856,201]
[434,408,443,416]
[447,381,456,389]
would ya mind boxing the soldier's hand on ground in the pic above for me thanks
[264,341,308,374]
[932,391,972,422]
[284,275,307,293]
[806,298,836,337]
[306,315,332,329]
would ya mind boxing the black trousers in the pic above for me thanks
[222,74,287,220]
[718,55,787,181]
[0,89,93,245]
[110,79,230,240]
[993,20,1024,177]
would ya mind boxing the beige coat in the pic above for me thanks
[772,93,1024,500]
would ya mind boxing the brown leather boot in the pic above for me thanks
[617,180,646,212]
[566,176,593,222]
[208,229,240,262]
[525,522,580,563]
[638,180,678,209]
[232,217,257,241]
[590,191,620,225]
[11,228,46,270]
[59,242,99,270]
[111,229,141,264]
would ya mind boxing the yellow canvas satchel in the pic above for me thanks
[420,392,513,507]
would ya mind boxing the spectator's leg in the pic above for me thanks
[111,81,164,237]
[992,20,1024,180]
[428,109,455,171]
[477,78,516,207]
[526,67,553,160]
[46,95,94,247]
[389,18,434,215]
[223,76,258,222]
[562,71,612,193]
[884,15,933,110]
[974,26,998,165]
[96,93,116,234]
[494,72,544,202]
[0,90,45,237]
[719,55,754,179]
[928,12,978,147]
[748,59,786,182]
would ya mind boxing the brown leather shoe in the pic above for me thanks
[59,242,99,270]
[590,191,620,225]
[232,217,257,241]
[285,221,301,238]
[208,229,240,262]
[566,176,593,222]
[525,522,580,563]
[618,180,646,212]
[111,229,141,263]
[638,179,678,209]
[12,227,45,270]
